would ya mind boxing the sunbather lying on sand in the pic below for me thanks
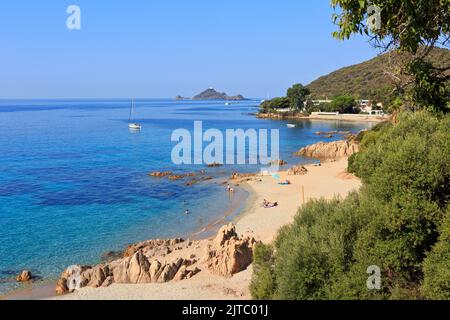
[262,200,278,208]
[278,179,291,185]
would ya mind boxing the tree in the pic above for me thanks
[259,97,290,113]
[287,84,310,111]
[329,95,358,113]
[331,0,450,113]
[331,0,449,53]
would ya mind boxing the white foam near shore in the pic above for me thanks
[52,158,361,300]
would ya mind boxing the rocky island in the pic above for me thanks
[175,88,248,101]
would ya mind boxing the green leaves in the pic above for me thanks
[331,0,450,113]
[286,84,311,111]
[251,112,450,300]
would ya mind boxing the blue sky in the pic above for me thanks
[0,1,380,99]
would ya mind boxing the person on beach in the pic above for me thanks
[263,200,278,208]
[226,184,231,192]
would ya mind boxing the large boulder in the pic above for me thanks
[295,140,359,160]
[287,165,308,176]
[204,224,257,277]
[16,270,32,282]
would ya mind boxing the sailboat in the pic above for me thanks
[128,99,142,130]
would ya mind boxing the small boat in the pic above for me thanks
[128,99,141,130]
[128,123,141,130]
[287,124,296,128]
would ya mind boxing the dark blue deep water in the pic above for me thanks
[0,99,374,295]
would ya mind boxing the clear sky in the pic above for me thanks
[0,0,380,99]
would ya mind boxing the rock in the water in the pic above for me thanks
[204,224,257,277]
[168,174,186,181]
[148,171,172,178]
[207,162,223,167]
[16,270,32,282]
[295,140,359,160]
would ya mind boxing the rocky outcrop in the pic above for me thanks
[168,173,197,181]
[123,238,184,258]
[148,171,172,178]
[55,238,197,295]
[295,140,359,160]
[16,270,32,282]
[56,224,256,295]
[287,165,308,176]
[203,224,257,277]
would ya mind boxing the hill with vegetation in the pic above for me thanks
[175,88,247,101]
[306,47,450,104]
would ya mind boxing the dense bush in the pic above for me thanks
[421,209,450,299]
[251,111,450,300]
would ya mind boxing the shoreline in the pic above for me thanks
[257,113,388,123]
[0,179,250,301]
[49,158,361,300]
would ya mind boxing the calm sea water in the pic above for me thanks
[0,99,373,295]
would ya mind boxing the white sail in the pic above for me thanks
[128,99,141,130]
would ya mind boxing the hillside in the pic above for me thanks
[306,47,450,103]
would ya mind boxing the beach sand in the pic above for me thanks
[52,158,360,300]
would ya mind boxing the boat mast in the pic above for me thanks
[129,99,134,123]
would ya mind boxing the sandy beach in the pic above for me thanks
[52,158,361,300]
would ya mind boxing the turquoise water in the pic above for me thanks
[0,99,373,295]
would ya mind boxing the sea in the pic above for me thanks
[0,99,374,296]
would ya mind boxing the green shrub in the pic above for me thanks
[250,243,276,300]
[251,111,450,300]
[421,208,450,300]
[250,194,368,300]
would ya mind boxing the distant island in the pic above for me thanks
[175,88,248,101]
